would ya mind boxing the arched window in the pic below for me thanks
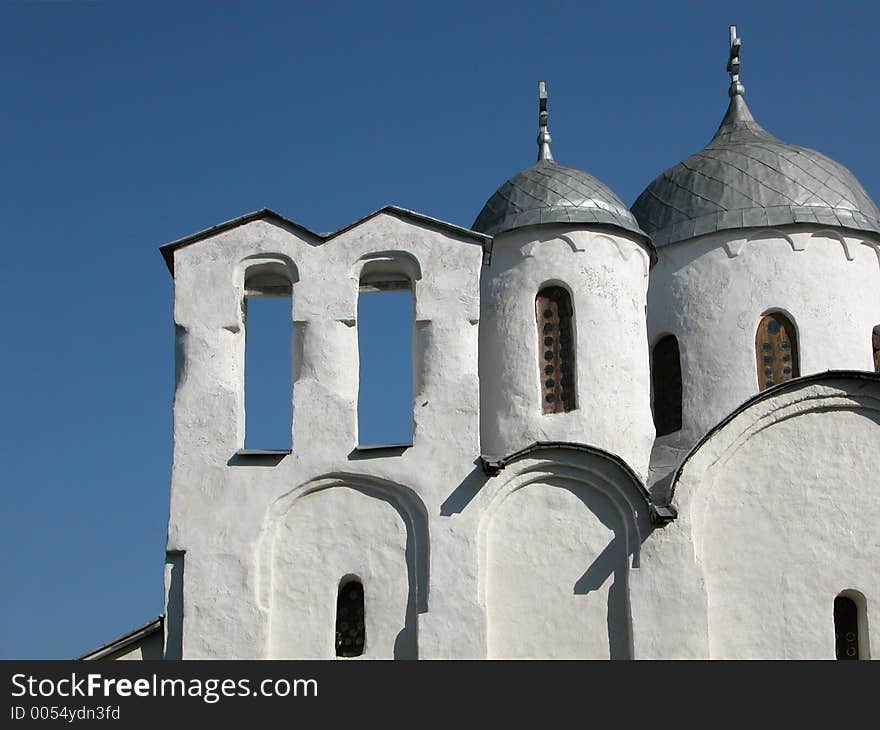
[243,261,293,450]
[536,286,576,414]
[651,335,682,436]
[335,579,365,657]
[834,593,863,660]
[872,325,880,373]
[357,260,414,447]
[755,312,799,391]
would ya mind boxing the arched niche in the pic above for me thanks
[477,448,653,659]
[258,475,429,659]
[671,374,880,658]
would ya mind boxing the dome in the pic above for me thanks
[632,93,880,248]
[473,158,646,239]
[473,81,647,241]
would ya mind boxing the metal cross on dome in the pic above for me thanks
[537,80,554,162]
[728,24,745,97]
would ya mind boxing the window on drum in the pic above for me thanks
[755,312,799,391]
[536,287,576,414]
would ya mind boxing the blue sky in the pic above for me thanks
[2,0,878,658]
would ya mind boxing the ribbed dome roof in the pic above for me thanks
[473,158,646,239]
[632,94,880,247]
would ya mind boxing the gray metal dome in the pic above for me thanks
[631,93,880,248]
[473,81,647,241]
[473,158,647,239]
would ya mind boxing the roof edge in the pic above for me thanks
[479,440,672,525]
[668,370,880,503]
[158,206,493,275]
[78,616,164,660]
[159,209,318,274]
[648,215,880,249]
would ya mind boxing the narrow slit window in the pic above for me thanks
[834,594,860,660]
[872,325,880,373]
[651,335,682,436]
[357,286,413,446]
[244,264,293,449]
[755,312,799,391]
[536,286,576,414]
[336,579,365,657]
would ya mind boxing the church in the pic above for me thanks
[84,27,880,660]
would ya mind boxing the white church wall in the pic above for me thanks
[269,485,415,659]
[648,226,880,453]
[475,448,653,659]
[166,212,486,658]
[650,376,880,659]
[487,483,627,658]
[479,225,655,480]
[160,207,880,660]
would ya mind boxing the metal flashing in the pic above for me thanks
[667,370,880,504]
[159,206,493,275]
[479,440,673,526]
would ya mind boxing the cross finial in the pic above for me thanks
[537,80,553,162]
[727,25,744,97]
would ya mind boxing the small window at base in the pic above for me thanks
[336,579,365,657]
[834,594,860,660]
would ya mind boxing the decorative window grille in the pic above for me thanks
[755,312,799,391]
[536,287,576,414]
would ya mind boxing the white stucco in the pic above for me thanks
[269,486,414,659]
[140,199,880,662]
[166,211,486,659]
[634,377,880,659]
[144,200,880,661]
[648,226,880,454]
[480,225,655,480]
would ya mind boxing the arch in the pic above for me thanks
[257,474,429,613]
[238,253,299,295]
[670,371,880,507]
[255,474,429,659]
[651,334,682,436]
[356,256,416,446]
[755,310,799,391]
[237,255,297,450]
[668,373,880,658]
[355,250,422,292]
[810,229,854,261]
[517,229,655,273]
[536,285,577,414]
[722,228,799,258]
[477,447,654,659]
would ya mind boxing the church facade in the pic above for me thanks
[95,28,880,660]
